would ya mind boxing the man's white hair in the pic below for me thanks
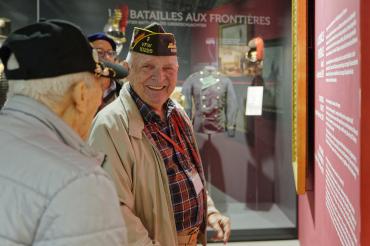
[6,53,95,103]
[125,51,134,67]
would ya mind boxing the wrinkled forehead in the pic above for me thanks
[133,52,178,67]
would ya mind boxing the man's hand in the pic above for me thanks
[207,212,231,244]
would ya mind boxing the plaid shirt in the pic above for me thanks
[128,84,204,232]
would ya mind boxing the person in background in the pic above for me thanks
[89,22,230,246]
[88,32,123,109]
[0,19,128,245]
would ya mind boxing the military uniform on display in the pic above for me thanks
[182,67,238,204]
[182,67,238,136]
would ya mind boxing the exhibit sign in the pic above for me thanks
[127,9,272,28]
[246,86,264,116]
[314,1,360,245]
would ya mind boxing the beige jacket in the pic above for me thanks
[89,85,219,245]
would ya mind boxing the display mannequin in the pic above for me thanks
[182,65,238,136]
[241,37,275,208]
[182,65,237,204]
[242,37,265,145]
[240,37,264,85]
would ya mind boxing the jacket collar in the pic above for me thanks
[1,95,105,163]
[119,83,145,139]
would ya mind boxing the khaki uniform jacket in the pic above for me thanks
[89,85,219,245]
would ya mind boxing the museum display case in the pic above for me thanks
[0,0,297,241]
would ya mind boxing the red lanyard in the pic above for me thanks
[157,127,186,155]
[153,112,201,165]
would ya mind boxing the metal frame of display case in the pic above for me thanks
[208,228,298,242]
[292,0,308,195]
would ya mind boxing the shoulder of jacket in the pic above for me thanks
[184,71,202,83]
[94,98,130,129]
[91,91,146,140]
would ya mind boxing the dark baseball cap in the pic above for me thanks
[88,32,117,51]
[0,19,127,80]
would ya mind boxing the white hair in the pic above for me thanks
[125,51,134,67]
[6,53,95,104]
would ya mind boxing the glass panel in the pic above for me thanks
[176,0,296,241]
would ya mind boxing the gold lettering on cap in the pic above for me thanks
[168,42,176,49]
[142,42,152,48]
[140,47,153,54]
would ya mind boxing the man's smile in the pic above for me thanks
[147,85,166,90]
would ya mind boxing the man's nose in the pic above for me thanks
[152,67,165,81]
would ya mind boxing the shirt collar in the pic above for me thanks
[1,95,105,162]
[127,83,176,124]
[103,79,117,98]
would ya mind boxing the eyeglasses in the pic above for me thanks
[94,48,117,59]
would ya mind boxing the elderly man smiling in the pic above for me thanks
[89,23,231,246]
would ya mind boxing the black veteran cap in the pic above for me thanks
[129,22,176,56]
[0,19,127,80]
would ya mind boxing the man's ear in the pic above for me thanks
[71,81,87,114]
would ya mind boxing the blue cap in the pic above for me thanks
[88,32,116,51]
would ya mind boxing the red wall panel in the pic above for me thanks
[300,0,362,245]
[360,0,370,243]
